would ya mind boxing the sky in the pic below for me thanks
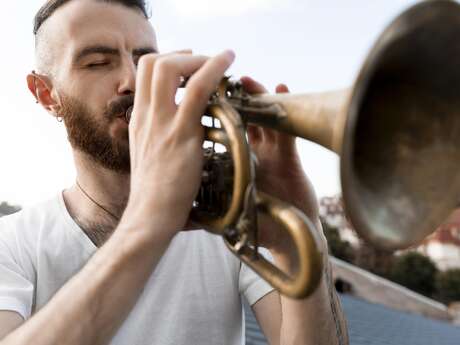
[0,0,421,206]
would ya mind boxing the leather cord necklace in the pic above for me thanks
[76,181,119,221]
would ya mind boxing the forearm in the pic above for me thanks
[276,253,349,345]
[1,204,176,345]
[0,50,234,345]
[277,183,348,344]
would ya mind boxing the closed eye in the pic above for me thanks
[86,61,110,68]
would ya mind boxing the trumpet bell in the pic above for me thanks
[342,0,460,250]
[188,0,460,298]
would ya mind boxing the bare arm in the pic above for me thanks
[0,50,235,345]
[252,235,348,345]
[251,291,281,345]
[241,77,349,345]
[275,246,349,345]
[0,312,23,340]
[254,227,349,345]
[1,210,178,345]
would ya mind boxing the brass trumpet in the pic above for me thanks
[195,0,460,298]
[131,0,460,299]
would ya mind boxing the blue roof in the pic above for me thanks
[244,294,460,345]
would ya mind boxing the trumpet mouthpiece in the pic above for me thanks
[125,106,133,123]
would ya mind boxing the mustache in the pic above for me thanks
[105,95,135,119]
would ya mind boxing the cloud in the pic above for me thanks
[170,0,291,17]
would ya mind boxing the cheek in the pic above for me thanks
[67,73,117,116]
[109,117,129,139]
[85,90,111,115]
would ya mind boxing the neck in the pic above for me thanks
[63,151,130,246]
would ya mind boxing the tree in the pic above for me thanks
[354,241,394,279]
[389,252,438,297]
[321,218,354,263]
[436,269,460,304]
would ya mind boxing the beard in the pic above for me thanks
[60,93,133,174]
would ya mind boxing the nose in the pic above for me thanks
[117,58,136,96]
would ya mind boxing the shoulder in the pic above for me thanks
[0,194,65,261]
[0,195,63,239]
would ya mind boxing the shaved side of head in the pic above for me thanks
[33,0,150,76]
[34,25,55,75]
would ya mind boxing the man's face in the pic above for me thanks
[41,0,158,173]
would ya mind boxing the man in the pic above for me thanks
[0,0,348,344]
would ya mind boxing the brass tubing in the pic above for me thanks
[247,90,351,153]
[225,191,324,298]
[204,127,229,145]
[193,102,252,233]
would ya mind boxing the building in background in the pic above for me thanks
[319,195,360,247]
[418,208,460,271]
[320,195,460,272]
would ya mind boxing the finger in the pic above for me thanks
[275,83,296,147]
[176,50,235,130]
[276,83,289,93]
[175,49,193,54]
[240,76,268,94]
[250,83,292,145]
[134,50,192,110]
[241,76,267,143]
[152,54,210,115]
[260,127,278,143]
[135,54,158,108]
[247,124,263,144]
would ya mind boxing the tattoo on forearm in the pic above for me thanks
[325,259,349,345]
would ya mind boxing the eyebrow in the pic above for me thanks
[73,45,157,63]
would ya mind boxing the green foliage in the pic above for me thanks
[354,242,394,279]
[389,252,438,297]
[321,218,353,263]
[436,269,460,304]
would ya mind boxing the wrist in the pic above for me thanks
[117,195,188,244]
[269,221,328,276]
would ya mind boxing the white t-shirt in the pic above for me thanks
[0,193,274,345]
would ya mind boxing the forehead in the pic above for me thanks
[43,0,157,56]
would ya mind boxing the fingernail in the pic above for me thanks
[177,49,193,54]
[223,49,235,62]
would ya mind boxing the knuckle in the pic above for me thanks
[137,53,157,68]
[174,112,205,138]
[155,57,175,75]
[151,103,165,119]
[187,80,209,100]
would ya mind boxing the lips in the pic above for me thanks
[112,106,133,123]
[106,95,135,122]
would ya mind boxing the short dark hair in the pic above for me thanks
[33,0,150,35]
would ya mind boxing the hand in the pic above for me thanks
[127,50,235,235]
[240,77,325,258]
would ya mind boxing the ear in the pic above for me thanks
[27,71,61,117]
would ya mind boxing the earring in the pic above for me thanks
[32,71,40,104]
[57,116,63,123]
